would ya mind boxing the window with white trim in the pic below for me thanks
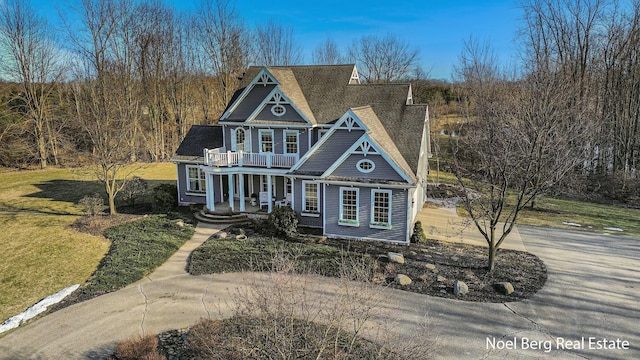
[259,129,274,153]
[371,189,392,228]
[356,159,375,173]
[232,128,245,151]
[186,166,206,193]
[339,187,359,225]
[284,130,298,155]
[302,181,319,213]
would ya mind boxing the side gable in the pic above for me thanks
[247,87,313,124]
[322,134,414,183]
[220,68,279,122]
[291,106,415,184]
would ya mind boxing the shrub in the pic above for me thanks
[114,334,165,360]
[267,206,299,238]
[78,193,104,216]
[410,220,427,244]
[120,176,148,206]
[150,184,178,213]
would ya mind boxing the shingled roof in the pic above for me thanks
[233,65,428,173]
[172,125,223,161]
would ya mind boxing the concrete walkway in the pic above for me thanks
[0,211,638,359]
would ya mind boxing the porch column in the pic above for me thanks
[228,173,235,212]
[239,174,245,211]
[267,175,273,213]
[206,173,215,212]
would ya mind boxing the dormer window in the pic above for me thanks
[271,104,286,116]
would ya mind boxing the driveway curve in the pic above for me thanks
[0,223,638,359]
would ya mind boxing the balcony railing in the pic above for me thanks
[204,148,299,169]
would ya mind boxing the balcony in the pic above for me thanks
[204,148,299,168]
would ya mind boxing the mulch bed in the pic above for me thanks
[317,236,547,303]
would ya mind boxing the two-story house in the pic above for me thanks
[172,64,430,244]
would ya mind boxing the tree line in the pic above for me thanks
[447,0,640,270]
[0,0,422,171]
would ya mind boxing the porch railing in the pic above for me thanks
[204,148,299,169]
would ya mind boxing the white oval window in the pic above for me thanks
[271,104,286,116]
[356,159,375,173]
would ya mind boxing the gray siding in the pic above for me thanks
[245,127,310,156]
[177,163,206,205]
[330,154,406,182]
[323,185,409,243]
[255,104,307,122]
[226,84,276,121]
[296,130,364,174]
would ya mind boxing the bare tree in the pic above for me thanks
[451,38,590,270]
[254,19,303,66]
[64,0,137,215]
[311,36,344,65]
[348,33,419,83]
[0,0,65,168]
[193,0,252,120]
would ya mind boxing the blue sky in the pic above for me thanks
[30,0,522,80]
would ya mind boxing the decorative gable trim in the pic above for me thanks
[256,71,278,86]
[220,68,280,121]
[407,84,414,105]
[246,87,313,124]
[349,65,360,84]
[321,133,414,183]
[334,109,369,132]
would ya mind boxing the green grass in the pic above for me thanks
[0,162,177,322]
[428,169,640,237]
[517,196,640,236]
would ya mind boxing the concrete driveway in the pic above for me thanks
[0,213,638,359]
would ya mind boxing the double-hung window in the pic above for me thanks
[302,181,319,215]
[370,189,392,229]
[284,130,299,155]
[186,166,206,194]
[339,187,359,226]
[259,129,274,153]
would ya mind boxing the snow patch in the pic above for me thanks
[562,222,582,227]
[603,227,624,232]
[0,284,79,334]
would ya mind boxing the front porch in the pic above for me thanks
[201,172,292,214]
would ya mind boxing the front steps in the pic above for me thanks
[194,209,251,225]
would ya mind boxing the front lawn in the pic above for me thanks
[0,163,176,322]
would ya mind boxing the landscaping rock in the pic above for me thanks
[235,234,247,240]
[388,252,405,264]
[494,282,514,295]
[175,220,185,227]
[213,231,228,239]
[436,275,446,282]
[425,263,436,270]
[451,256,459,262]
[454,280,469,296]
[228,227,245,235]
[395,274,412,286]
